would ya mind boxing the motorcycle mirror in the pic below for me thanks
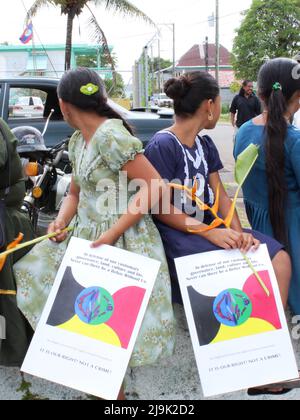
[42,109,55,137]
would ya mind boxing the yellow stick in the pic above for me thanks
[0,227,73,260]
[242,252,270,297]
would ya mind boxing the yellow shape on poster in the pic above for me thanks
[58,316,121,347]
[211,318,276,344]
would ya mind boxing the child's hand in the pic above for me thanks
[204,229,260,253]
[204,228,243,250]
[240,232,260,254]
[91,228,120,249]
[48,219,68,243]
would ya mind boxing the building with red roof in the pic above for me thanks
[159,43,236,105]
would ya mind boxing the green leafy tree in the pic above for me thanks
[150,57,172,72]
[26,0,154,72]
[232,0,300,80]
[230,80,241,94]
[76,53,98,68]
[76,51,124,97]
[104,73,125,97]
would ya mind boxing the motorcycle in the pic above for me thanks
[13,112,72,234]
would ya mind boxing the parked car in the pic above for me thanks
[0,78,174,147]
[131,106,175,119]
[151,93,173,108]
[12,96,44,118]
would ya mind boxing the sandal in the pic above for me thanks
[248,388,291,396]
[248,374,300,396]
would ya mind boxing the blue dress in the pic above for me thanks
[145,130,283,304]
[234,120,300,315]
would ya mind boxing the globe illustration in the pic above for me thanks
[75,287,114,325]
[213,289,252,327]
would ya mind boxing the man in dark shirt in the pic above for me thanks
[230,80,262,129]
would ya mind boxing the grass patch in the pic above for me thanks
[219,113,230,123]
[17,374,47,400]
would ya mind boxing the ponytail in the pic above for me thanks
[265,88,288,245]
[95,103,134,136]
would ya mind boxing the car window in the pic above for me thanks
[9,88,46,119]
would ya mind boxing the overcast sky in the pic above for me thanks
[0,0,253,82]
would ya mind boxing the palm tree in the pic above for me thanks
[26,0,154,72]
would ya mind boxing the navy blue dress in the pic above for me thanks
[145,131,283,304]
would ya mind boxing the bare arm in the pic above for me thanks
[92,154,167,247]
[48,177,80,242]
[231,113,236,127]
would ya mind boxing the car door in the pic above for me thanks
[6,81,74,147]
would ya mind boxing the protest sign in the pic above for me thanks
[22,237,159,400]
[175,245,298,397]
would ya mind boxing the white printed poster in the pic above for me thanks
[22,237,160,400]
[175,245,298,397]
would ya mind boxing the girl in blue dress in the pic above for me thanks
[234,58,300,317]
[145,71,291,310]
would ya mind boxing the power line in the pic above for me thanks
[178,9,247,28]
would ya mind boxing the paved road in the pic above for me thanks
[1,124,300,400]
[204,123,236,173]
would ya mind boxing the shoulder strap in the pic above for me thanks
[0,124,11,197]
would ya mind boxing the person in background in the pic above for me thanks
[234,58,300,318]
[0,118,34,367]
[230,80,262,133]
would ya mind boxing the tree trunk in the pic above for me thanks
[65,10,76,71]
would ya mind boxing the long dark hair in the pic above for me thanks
[57,67,133,134]
[164,72,220,117]
[258,58,300,245]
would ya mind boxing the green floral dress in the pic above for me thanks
[14,119,176,368]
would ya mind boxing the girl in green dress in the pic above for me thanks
[14,69,176,397]
[0,118,34,367]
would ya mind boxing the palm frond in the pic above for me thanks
[86,5,116,86]
[93,0,155,26]
[26,0,53,22]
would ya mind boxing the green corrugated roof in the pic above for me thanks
[0,44,112,53]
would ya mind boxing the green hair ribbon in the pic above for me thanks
[272,82,282,91]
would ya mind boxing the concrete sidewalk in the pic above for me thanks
[1,305,299,400]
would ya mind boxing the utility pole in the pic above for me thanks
[215,0,220,84]
[158,23,176,79]
[172,23,176,77]
[144,46,149,110]
[158,37,161,93]
[205,36,209,73]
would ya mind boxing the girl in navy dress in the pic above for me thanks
[145,72,291,311]
[145,71,295,395]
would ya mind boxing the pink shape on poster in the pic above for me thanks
[243,270,282,330]
[106,286,146,349]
